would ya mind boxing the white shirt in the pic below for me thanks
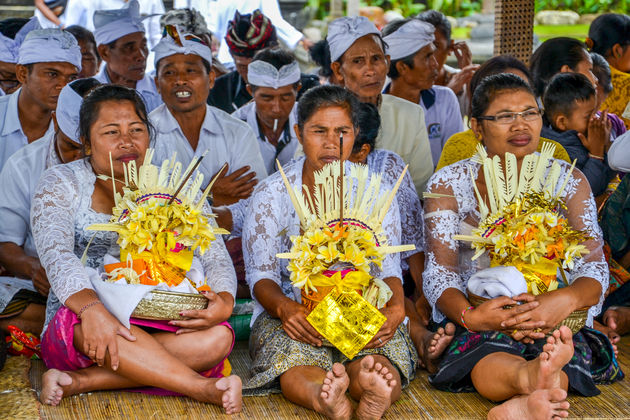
[150,103,268,187]
[608,129,630,172]
[419,85,465,167]
[95,65,163,113]
[0,89,54,173]
[63,0,165,73]
[0,133,60,257]
[206,0,303,66]
[232,101,298,175]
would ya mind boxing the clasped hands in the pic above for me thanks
[464,291,574,343]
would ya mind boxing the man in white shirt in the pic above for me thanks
[92,0,163,112]
[151,26,267,206]
[232,48,300,175]
[0,78,97,335]
[0,28,80,171]
[0,17,41,96]
[382,18,464,167]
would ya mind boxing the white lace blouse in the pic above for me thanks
[31,159,237,332]
[243,157,403,325]
[422,157,608,326]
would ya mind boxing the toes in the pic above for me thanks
[445,323,456,335]
[332,362,346,377]
[548,388,568,401]
[558,326,572,343]
[361,355,375,370]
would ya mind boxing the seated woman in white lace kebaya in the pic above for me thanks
[32,85,242,413]
[423,74,623,419]
[242,85,452,420]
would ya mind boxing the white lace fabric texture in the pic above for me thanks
[242,157,403,325]
[423,157,608,326]
[31,158,236,332]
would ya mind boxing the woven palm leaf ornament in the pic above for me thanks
[86,148,228,291]
[276,145,415,359]
[451,144,590,295]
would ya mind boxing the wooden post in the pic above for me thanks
[493,0,535,64]
[330,0,344,19]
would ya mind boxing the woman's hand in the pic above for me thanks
[79,303,136,370]
[170,291,234,334]
[277,299,322,346]
[504,290,575,335]
[466,295,544,333]
[365,299,406,349]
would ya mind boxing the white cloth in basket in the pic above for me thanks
[467,266,527,299]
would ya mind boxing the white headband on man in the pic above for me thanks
[93,0,146,46]
[0,17,40,64]
[247,60,300,89]
[153,25,213,68]
[18,28,82,71]
[383,20,435,60]
[56,83,85,144]
[327,16,380,63]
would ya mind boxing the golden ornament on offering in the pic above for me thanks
[276,155,414,355]
[87,149,228,319]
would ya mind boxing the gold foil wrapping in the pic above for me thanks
[306,289,387,360]
[143,256,187,287]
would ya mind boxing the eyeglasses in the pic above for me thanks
[476,109,542,124]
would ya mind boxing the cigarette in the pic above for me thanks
[273,119,278,132]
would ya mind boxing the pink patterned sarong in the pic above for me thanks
[41,306,235,395]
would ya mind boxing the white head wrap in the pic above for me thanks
[247,60,300,89]
[153,25,213,68]
[56,83,86,144]
[93,0,146,46]
[0,17,40,64]
[327,16,381,63]
[383,20,435,60]
[18,29,82,71]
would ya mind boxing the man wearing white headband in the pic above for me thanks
[308,16,433,195]
[383,18,464,168]
[0,78,99,336]
[0,17,41,96]
[0,28,80,172]
[232,48,301,175]
[92,0,163,112]
[151,25,267,205]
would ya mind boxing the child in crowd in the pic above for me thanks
[591,52,627,139]
[542,72,616,197]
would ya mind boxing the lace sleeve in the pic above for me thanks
[561,167,608,322]
[242,180,285,295]
[227,197,248,238]
[422,168,468,323]
[30,166,93,304]
[197,201,237,298]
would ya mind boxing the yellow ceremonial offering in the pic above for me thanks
[86,149,228,318]
[276,158,415,355]
[450,143,590,333]
[307,289,386,360]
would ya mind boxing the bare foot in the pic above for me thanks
[409,320,456,373]
[356,356,396,420]
[524,326,574,393]
[41,369,73,406]
[215,375,242,415]
[487,388,570,420]
[603,306,630,336]
[314,363,352,420]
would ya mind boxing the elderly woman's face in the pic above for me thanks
[88,100,149,178]
[471,89,541,160]
[296,105,356,172]
[332,36,388,103]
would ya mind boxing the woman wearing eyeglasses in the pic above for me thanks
[423,73,622,419]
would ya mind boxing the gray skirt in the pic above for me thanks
[244,312,418,392]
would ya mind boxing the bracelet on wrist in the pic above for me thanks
[588,153,604,161]
[460,305,476,333]
[77,300,102,319]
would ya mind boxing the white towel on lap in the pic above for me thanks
[467,266,528,299]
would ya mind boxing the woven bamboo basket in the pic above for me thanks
[467,290,588,334]
[131,290,208,320]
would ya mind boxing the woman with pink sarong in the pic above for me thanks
[32,84,242,414]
